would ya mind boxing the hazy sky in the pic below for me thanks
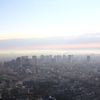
[0,0,100,51]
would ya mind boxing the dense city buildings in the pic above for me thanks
[0,54,100,100]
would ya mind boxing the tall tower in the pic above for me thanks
[87,55,91,62]
[68,55,73,62]
[32,56,37,66]
[32,56,38,74]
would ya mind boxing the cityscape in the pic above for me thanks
[1,0,100,100]
[0,54,100,100]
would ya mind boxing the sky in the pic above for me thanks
[0,0,100,53]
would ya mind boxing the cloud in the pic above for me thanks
[0,33,100,50]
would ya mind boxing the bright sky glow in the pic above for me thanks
[0,0,100,39]
[0,0,100,52]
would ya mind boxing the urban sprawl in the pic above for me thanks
[0,54,100,100]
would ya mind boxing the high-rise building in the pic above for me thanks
[32,56,37,65]
[31,56,38,74]
[87,55,91,62]
[68,55,73,61]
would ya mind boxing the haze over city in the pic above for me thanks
[1,1,100,100]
